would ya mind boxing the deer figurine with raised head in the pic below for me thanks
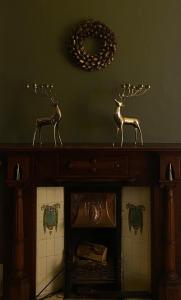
[113,83,150,147]
[27,84,63,147]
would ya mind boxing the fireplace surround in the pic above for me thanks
[1,143,181,300]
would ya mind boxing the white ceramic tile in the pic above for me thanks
[46,256,59,277]
[47,188,56,203]
[36,187,64,296]
[37,240,47,258]
[37,187,47,207]
[47,229,56,240]
[37,220,49,240]
[36,279,47,296]
[54,222,64,238]
[45,275,64,294]
[121,186,151,292]
[37,257,47,284]
[37,292,64,300]
[46,262,64,285]
[55,237,64,256]
[46,239,55,256]
[37,205,44,224]
[58,205,64,221]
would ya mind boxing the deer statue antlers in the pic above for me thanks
[113,83,150,147]
[119,83,151,99]
[27,83,63,147]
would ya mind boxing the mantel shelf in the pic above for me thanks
[0,142,181,152]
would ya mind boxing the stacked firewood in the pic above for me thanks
[76,242,108,264]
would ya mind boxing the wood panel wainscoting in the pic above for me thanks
[0,144,181,300]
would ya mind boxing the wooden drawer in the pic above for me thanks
[62,154,129,179]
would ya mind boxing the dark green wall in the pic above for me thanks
[1,0,181,143]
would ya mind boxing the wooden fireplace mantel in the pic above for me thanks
[1,143,181,300]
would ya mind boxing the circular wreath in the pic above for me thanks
[69,20,117,71]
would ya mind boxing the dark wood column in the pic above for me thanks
[8,185,30,300]
[159,183,181,300]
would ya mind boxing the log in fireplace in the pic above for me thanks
[1,144,181,300]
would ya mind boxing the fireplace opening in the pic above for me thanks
[71,228,118,284]
[65,190,121,298]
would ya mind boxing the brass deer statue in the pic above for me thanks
[27,84,63,147]
[113,83,150,147]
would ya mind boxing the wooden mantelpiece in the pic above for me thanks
[1,143,181,300]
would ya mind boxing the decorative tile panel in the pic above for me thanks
[36,187,64,297]
[121,187,151,292]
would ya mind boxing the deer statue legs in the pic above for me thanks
[136,124,143,146]
[33,127,40,147]
[53,123,62,146]
[113,126,122,147]
[33,122,62,147]
[113,123,143,147]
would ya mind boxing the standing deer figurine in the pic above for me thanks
[113,83,150,147]
[27,84,63,147]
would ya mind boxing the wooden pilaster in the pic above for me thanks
[159,184,181,300]
[8,186,30,300]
